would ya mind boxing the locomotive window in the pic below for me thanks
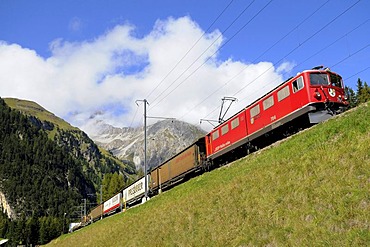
[263,95,274,110]
[231,117,239,129]
[250,104,260,118]
[221,124,229,135]
[292,77,304,93]
[278,85,290,101]
[212,130,219,140]
[329,73,343,88]
[310,73,328,86]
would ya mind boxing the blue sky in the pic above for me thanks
[0,0,369,133]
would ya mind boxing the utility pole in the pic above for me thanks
[135,99,176,202]
[100,174,103,219]
[63,212,66,234]
[136,99,149,201]
[83,198,86,217]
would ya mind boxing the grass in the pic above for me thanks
[48,103,370,246]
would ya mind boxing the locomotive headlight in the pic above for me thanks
[314,91,321,99]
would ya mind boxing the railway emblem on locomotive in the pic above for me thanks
[328,88,336,97]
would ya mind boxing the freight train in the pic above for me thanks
[72,66,348,231]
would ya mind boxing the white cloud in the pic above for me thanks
[0,16,293,135]
[277,61,296,74]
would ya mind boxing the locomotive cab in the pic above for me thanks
[305,68,348,123]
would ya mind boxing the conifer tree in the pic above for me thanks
[358,81,370,104]
[102,172,125,201]
[345,86,357,108]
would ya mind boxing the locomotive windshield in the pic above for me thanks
[329,73,343,88]
[310,73,329,86]
[310,72,343,88]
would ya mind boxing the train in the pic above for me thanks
[72,66,348,231]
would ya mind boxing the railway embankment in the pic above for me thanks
[48,103,370,246]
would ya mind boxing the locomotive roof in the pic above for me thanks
[301,68,340,76]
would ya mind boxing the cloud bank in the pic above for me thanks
[0,16,293,134]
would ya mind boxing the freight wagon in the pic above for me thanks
[88,204,103,222]
[150,137,206,193]
[122,175,148,205]
[103,193,122,215]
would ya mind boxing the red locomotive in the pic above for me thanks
[206,66,348,162]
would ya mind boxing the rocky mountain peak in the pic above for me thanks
[90,119,206,171]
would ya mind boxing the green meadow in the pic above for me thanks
[48,103,370,246]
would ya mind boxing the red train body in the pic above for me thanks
[206,68,348,160]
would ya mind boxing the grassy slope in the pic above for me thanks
[48,103,370,246]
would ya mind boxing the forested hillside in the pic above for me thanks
[0,97,136,245]
[4,98,137,188]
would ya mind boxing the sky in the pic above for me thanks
[0,0,369,135]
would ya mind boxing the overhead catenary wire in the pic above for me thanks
[133,0,235,129]
[232,0,361,98]
[198,0,363,122]
[293,19,369,71]
[234,21,370,105]
[251,0,331,63]
[145,0,235,100]
[178,0,332,121]
[149,0,274,110]
[148,0,258,107]
[330,44,369,69]
[128,103,140,129]
[345,66,370,81]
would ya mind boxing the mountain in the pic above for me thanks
[89,119,207,171]
[4,98,137,182]
[0,97,137,245]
